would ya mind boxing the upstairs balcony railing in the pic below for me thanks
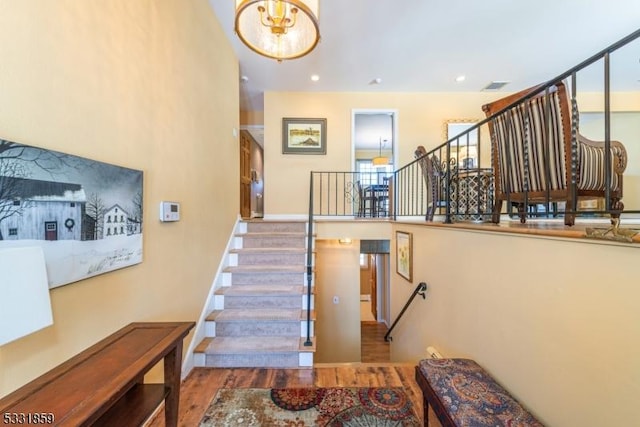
[309,28,640,231]
[310,171,393,218]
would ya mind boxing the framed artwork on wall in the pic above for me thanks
[282,118,327,154]
[0,138,143,289]
[395,230,412,282]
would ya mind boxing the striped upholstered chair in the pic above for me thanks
[482,81,627,225]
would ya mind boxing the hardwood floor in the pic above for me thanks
[361,320,390,363]
[147,323,442,426]
[147,364,442,426]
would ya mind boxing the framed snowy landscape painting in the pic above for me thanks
[0,138,143,289]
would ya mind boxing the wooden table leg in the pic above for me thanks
[163,341,183,427]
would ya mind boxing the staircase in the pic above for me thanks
[194,220,315,368]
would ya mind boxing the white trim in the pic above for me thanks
[299,352,314,367]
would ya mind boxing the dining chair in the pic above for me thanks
[356,180,377,217]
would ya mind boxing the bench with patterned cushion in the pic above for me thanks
[415,358,544,427]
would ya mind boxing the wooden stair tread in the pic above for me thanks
[195,336,316,354]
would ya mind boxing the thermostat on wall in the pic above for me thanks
[160,201,180,222]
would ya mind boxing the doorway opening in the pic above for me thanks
[360,240,391,363]
[239,126,264,219]
[352,109,397,174]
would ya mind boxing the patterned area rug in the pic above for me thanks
[200,387,420,426]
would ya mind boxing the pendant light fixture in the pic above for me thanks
[372,114,393,166]
[235,0,320,61]
[372,137,389,166]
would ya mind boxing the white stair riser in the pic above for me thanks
[194,352,206,367]
[300,321,314,338]
[302,294,314,309]
[299,352,314,367]
[205,321,216,337]
[214,295,223,310]
[228,253,238,266]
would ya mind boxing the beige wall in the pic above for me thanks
[578,91,640,112]
[314,239,361,363]
[579,111,640,210]
[388,223,640,427]
[263,91,501,216]
[579,92,640,211]
[0,0,239,396]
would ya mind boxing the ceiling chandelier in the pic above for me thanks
[235,0,320,61]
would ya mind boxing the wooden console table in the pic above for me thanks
[0,322,194,426]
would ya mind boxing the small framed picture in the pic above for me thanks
[396,231,413,282]
[282,118,327,154]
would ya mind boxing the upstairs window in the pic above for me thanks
[356,160,392,186]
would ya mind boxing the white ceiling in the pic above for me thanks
[210,0,640,116]
[214,1,640,151]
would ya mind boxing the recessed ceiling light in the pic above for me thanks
[455,75,466,82]
[311,74,320,82]
[369,77,382,85]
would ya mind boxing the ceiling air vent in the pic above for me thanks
[482,81,510,91]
